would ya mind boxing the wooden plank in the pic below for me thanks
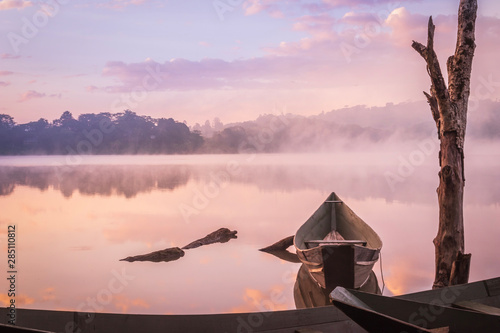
[330,289,443,333]
[485,277,500,296]
[453,301,500,316]
[322,246,355,290]
[397,278,491,305]
[305,240,366,246]
[330,201,337,231]
[0,324,55,333]
[0,306,368,333]
[336,288,500,332]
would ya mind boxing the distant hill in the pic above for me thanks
[1,100,498,155]
[197,99,500,153]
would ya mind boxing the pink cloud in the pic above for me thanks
[49,93,62,99]
[86,85,99,92]
[102,56,322,92]
[0,0,32,10]
[112,294,150,313]
[0,81,10,87]
[243,0,267,15]
[321,0,415,7]
[341,11,379,25]
[99,8,500,114]
[0,71,14,76]
[198,41,210,47]
[0,293,34,306]
[64,73,87,78]
[18,90,46,102]
[292,13,337,41]
[242,0,286,17]
[243,0,415,16]
[99,0,150,9]
[1,53,21,59]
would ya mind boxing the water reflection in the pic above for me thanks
[260,246,381,309]
[0,165,190,198]
[294,265,380,309]
[0,154,499,315]
[1,159,499,205]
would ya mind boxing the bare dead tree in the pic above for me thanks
[412,0,477,289]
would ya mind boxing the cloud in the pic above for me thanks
[243,0,286,17]
[242,0,415,17]
[0,0,33,10]
[0,293,35,306]
[384,260,432,295]
[230,286,289,313]
[243,0,263,15]
[112,294,150,313]
[198,41,210,47]
[40,287,57,302]
[1,53,21,59]
[99,0,150,10]
[0,71,14,76]
[320,0,415,8]
[18,90,46,102]
[102,57,303,92]
[100,8,500,112]
[64,73,87,79]
[86,85,99,92]
[0,81,10,87]
[341,11,380,25]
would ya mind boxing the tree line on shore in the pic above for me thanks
[0,110,204,155]
[0,110,294,155]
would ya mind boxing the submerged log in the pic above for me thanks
[259,235,294,252]
[120,247,184,263]
[182,227,237,249]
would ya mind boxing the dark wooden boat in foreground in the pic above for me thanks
[3,277,500,332]
[0,306,368,333]
[330,277,500,333]
[294,192,382,290]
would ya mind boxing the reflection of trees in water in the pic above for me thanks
[0,163,498,204]
[0,165,191,198]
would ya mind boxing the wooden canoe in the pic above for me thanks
[294,192,382,290]
[330,278,500,333]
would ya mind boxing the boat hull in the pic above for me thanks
[294,192,382,290]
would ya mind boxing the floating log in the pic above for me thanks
[182,228,237,249]
[120,247,184,263]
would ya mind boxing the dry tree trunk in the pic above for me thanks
[412,0,477,289]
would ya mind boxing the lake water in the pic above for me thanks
[0,151,499,315]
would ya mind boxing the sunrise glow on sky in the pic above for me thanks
[1,0,500,126]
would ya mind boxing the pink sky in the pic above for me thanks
[0,0,499,126]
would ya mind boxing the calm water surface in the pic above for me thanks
[0,152,499,315]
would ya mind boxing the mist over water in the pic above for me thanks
[0,152,498,315]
